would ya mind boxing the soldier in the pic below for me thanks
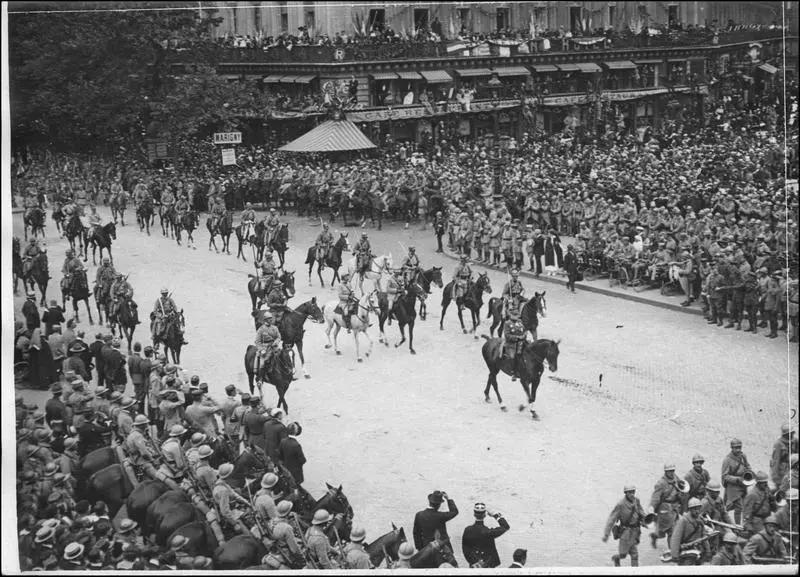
[433,211,446,253]
[305,510,339,569]
[400,246,421,286]
[61,248,85,293]
[684,454,711,502]
[337,274,357,331]
[174,194,190,221]
[353,232,372,279]
[649,463,685,549]
[452,255,472,307]
[22,238,42,278]
[503,300,526,381]
[108,273,133,324]
[315,223,334,263]
[244,396,270,454]
[742,471,777,536]
[185,389,221,442]
[213,463,254,537]
[184,432,207,469]
[220,385,241,439]
[710,532,746,565]
[343,526,372,569]
[254,473,280,521]
[742,514,787,563]
[230,392,251,446]
[151,288,187,345]
[268,501,305,569]
[265,207,281,245]
[125,414,161,481]
[240,202,256,240]
[194,445,218,496]
[256,252,277,295]
[771,423,797,487]
[161,424,188,472]
[461,502,509,568]
[721,438,753,524]
[413,490,459,550]
[46,382,68,432]
[501,269,525,318]
[59,437,80,477]
[669,497,706,565]
[267,279,288,325]
[396,542,416,569]
[253,312,281,379]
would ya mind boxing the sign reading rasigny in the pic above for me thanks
[213,132,242,145]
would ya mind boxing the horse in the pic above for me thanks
[110,194,127,225]
[248,269,296,311]
[127,479,171,528]
[226,443,271,490]
[270,222,290,267]
[214,535,267,569]
[166,520,219,557]
[366,524,406,568]
[253,297,325,379]
[244,344,295,413]
[480,336,560,420]
[207,210,233,254]
[61,268,94,325]
[76,447,119,498]
[115,297,140,352]
[12,237,23,295]
[64,213,87,257]
[305,232,349,288]
[411,536,459,568]
[440,272,492,336]
[415,266,443,320]
[378,281,426,354]
[487,291,547,339]
[295,483,354,545]
[85,464,136,517]
[137,198,155,235]
[175,210,199,248]
[235,219,265,262]
[347,253,393,295]
[154,310,185,364]
[87,221,117,265]
[24,251,50,306]
[158,202,175,237]
[23,207,46,240]
[322,291,378,362]
[51,205,65,236]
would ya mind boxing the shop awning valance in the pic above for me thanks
[557,63,581,72]
[279,119,376,153]
[279,75,299,83]
[371,72,399,81]
[758,62,778,74]
[603,60,638,70]
[292,75,317,84]
[532,64,559,73]
[420,70,453,83]
[397,71,423,80]
[493,66,531,77]
[264,74,284,83]
[577,62,602,73]
[455,68,493,77]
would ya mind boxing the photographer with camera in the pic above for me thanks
[461,502,510,568]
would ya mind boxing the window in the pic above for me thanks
[668,4,679,27]
[570,7,582,33]
[280,12,288,33]
[458,8,471,32]
[496,7,510,31]
[368,9,385,32]
[608,5,616,29]
[253,6,260,32]
[305,10,315,31]
[414,9,429,31]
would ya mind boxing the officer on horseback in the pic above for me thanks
[254,311,281,379]
[95,256,116,305]
[240,202,256,240]
[453,255,473,307]
[152,288,187,345]
[174,194,190,221]
[257,251,277,295]
[354,232,372,274]
[338,273,357,331]
[23,189,40,222]
[109,273,134,322]
[267,279,288,326]
[22,238,42,277]
[385,269,404,317]
[503,297,526,381]
[315,223,334,263]
[265,207,280,245]
[400,246,421,285]
[502,269,525,319]
[210,194,227,231]
[61,249,84,292]
[86,204,103,238]
[160,186,175,213]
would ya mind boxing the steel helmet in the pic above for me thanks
[218,463,234,479]
[170,535,189,550]
[764,514,779,526]
[350,526,366,542]
[398,542,416,560]
[191,432,207,445]
[133,414,150,426]
[687,498,702,509]
[261,473,279,489]
[276,500,293,517]
[169,424,187,437]
[706,481,721,492]
[692,454,705,463]
[623,485,636,493]
[311,509,331,525]
[722,532,738,544]
[197,445,214,459]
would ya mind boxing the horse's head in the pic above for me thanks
[543,339,560,372]
[280,270,296,298]
[475,272,492,294]
[106,222,117,240]
[322,483,353,519]
[298,297,325,323]
[533,291,547,318]
[429,266,444,289]
[242,442,270,471]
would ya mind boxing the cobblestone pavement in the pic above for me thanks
[10,208,798,567]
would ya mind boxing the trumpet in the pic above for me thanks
[773,490,786,508]
[675,479,690,494]
[742,471,756,487]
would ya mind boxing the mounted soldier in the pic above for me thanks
[502,296,526,381]
[315,223,334,262]
[74,187,89,215]
[256,251,277,294]
[23,189,41,221]
[354,232,372,275]
[95,256,116,306]
[22,238,43,277]
[400,246,421,285]
[61,248,85,293]
[267,279,289,326]
[337,273,357,330]
[452,254,473,304]
[384,269,404,316]
[502,269,525,319]
[265,207,281,245]
[209,194,227,231]
[241,202,256,240]
[109,272,134,322]
[174,194,191,221]
[86,204,103,238]
[151,288,187,345]
[160,186,176,211]
[254,311,281,378]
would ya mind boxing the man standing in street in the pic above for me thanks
[603,484,647,567]
[127,342,147,414]
[413,490,459,563]
[461,502,509,568]
[721,438,753,524]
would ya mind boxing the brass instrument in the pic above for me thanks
[675,479,691,494]
[742,470,756,487]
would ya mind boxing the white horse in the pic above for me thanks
[346,253,393,295]
[323,290,377,362]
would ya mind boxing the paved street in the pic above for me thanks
[12,207,798,567]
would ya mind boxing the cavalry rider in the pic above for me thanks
[174,194,191,222]
[315,223,334,263]
[95,256,116,306]
[86,204,103,238]
[354,232,373,275]
[452,254,473,306]
[22,237,42,277]
[152,288,188,345]
[267,278,288,326]
[23,189,41,221]
[256,250,277,295]
[61,249,85,292]
[209,194,227,230]
[240,202,256,240]
[400,246,421,286]
[160,185,176,214]
[109,272,134,322]
[254,311,281,378]
[132,178,148,204]
[502,269,526,319]
[265,207,281,245]
[503,295,526,381]
[338,273,357,331]
[213,463,256,538]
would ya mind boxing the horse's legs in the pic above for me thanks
[307,261,314,286]
[457,302,467,334]
[295,340,309,378]
[332,323,341,355]
[440,297,451,331]
[84,298,94,325]
[324,319,335,351]
[317,261,325,288]
[491,371,505,410]
[331,266,340,287]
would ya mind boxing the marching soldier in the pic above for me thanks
[742,471,777,536]
[461,503,509,568]
[603,485,648,567]
[649,464,686,549]
[343,526,373,569]
[684,454,711,503]
[721,438,752,524]
[742,514,787,564]
[669,497,707,566]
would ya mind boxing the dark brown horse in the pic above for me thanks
[305,232,349,288]
[24,207,46,240]
[487,291,547,339]
[480,336,560,420]
[61,268,94,325]
[244,344,295,413]
[253,298,324,379]
[207,210,233,254]
[440,272,492,336]
[377,282,426,354]
[24,251,50,306]
[87,221,117,265]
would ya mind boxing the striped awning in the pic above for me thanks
[420,70,453,83]
[397,71,423,80]
[758,62,778,74]
[371,72,399,81]
[455,68,493,77]
[264,74,284,83]
[293,75,317,84]
[603,60,637,70]
[557,63,581,72]
[532,64,559,73]
[577,62,602,73]
[279,119,377,153]
[493,66,531,77]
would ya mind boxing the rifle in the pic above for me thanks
[703,515,745,533]
[751,555,795,564]
[333,525,349,569]
[245,477,269,541]
[290,512,319,570]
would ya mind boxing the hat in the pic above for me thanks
[350,526,366,542]
[692,454,705,463]
[311,509,331,525]
[261,472,279,489]
[43,462,59,477]
[755,470,769,482]
[623,485,636,493]
[664,463,676,471]
[120,396,136,409]
[64,437,78,450]
[191,432,207,445]
[169,424,187,437]
[117,518,138,534]
[706,480,721,492]
[276,500,293,517]
[133,414,149,426]
[473,502,487,516]
[18,428,32,442]
[730,438,743,447]
[110,391,123,403]
[722,532,739,544]
[225,384,236,394]
[94,386,108,396]
[165,364,177,374]
[51,383,63,394]
[687,497,702,509]
[35,526,56,543]
[781,423,793,434]
[764,514,779,526]
[69,342,86,354]
[428,490,445,505]
[218,463,234,479]
[198,445,214,459]
[170,535,189,551]
[250,396,261,405]
[398,542,416,560]
[64,542,85,560]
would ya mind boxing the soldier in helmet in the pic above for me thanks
[684,454,711,503]
[265,207,280,245]
[125,414,165,485]
[213,463,255,537]
[267,500,305,568]
[61,248,85,293]
[710,532,745,565]
[400,246,421,286]
[305,509,339,569]
[649,463,685,549]
[721,438,752,524]
[742,470,777,535]
[501,269,525,319]
[603,485,648,567]
[452,254,473,306]
[669,497,707,565]
[344,526,373,569]
[742,514,787,563]
[502,298,526,381]
[267,278,288,325]
[240,202,256,240]
[108,273,134,322]
[95,257,116,307]
[315,223,334,263]
[256,251,277,296]
[353,232,372,276]
[253,311,281,378]
[151,288,187,345]
[337,273,357,331]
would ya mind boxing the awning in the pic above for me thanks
[420,70,453,83]
[758,62,778,74]
[293,75,317,84]
[493,66,531,77]
[264,74,284,83]
[557,63,581,72]
[371,72,399,81]
[603,60,638,70]
[279,75,299,83]
[397,71,423,81]
[279,119,376,153]
[220,74,241,81]
[455,68,493,77]
[532,64,559,73]
[633,59,663,65]
[577,62,602,73]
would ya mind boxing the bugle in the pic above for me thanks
[675,479,690,494]
[742,471,756,487]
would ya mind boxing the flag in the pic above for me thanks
[449,15,456,37]
[529,11,535,38]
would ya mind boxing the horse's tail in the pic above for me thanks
[480,334,492,341]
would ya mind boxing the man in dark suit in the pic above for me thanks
[263,409,289,466]
[531,229,545,277]
[127,342,147,413]
[412,490,459,550]
[89,333,107,388]
[461,502,510,568]
[102,337,127,393]
[22,292,40,332]
[509,548,527,568]
[278,422,307,485]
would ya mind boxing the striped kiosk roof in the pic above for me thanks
[279,119,377,153]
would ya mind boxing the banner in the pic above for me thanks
[221,148,236,166]
[213,132,242,145]
[570,36,606,46]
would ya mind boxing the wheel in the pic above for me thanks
[583,267,597,282]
